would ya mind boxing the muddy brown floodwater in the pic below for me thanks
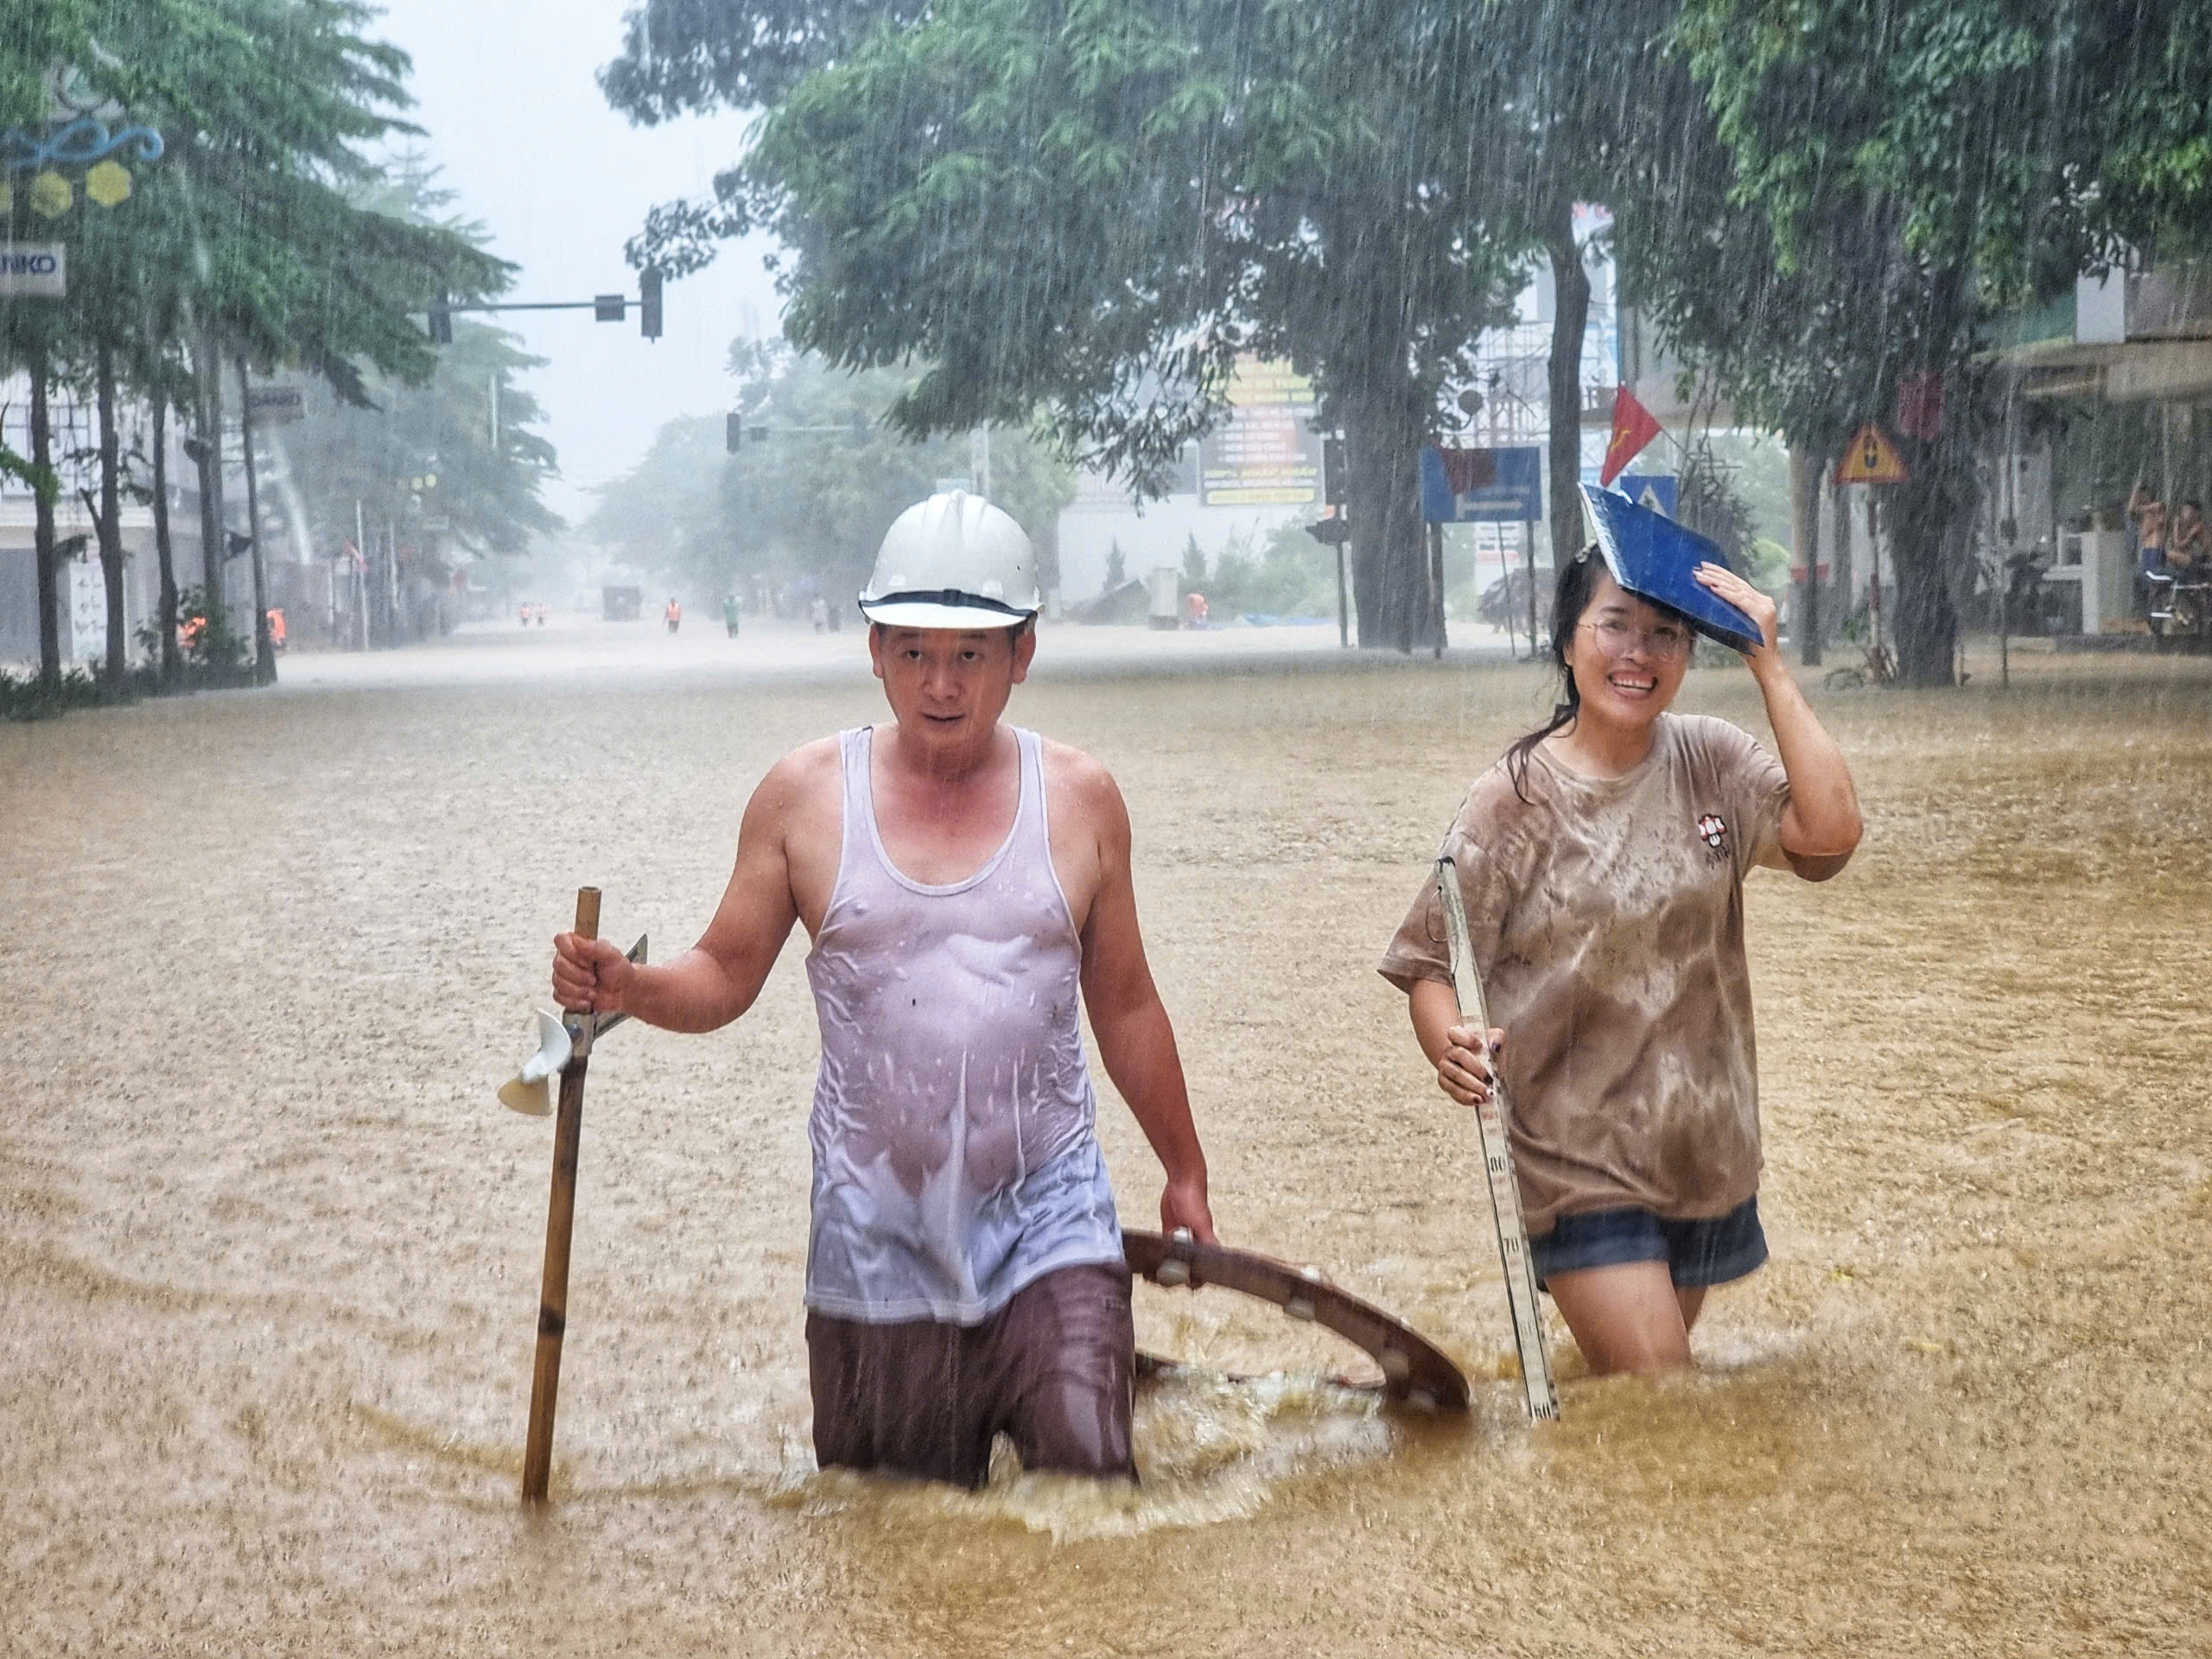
[4,621,2209,1656]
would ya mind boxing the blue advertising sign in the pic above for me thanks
[1614,473,1678,518]
[1420,446,1544,524]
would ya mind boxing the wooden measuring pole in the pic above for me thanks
[1436,858,1559,1423]
[521,886,600,1503]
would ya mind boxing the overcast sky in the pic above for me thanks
[372,0,783,526]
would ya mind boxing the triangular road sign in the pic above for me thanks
[1834,423,1910,486]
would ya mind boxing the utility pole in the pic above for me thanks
[236,358,274,684]
[29,348,60,686]
[195,330,227,630]
[353,499,368,650]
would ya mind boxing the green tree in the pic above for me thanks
[161,0,508,679]
[605,0,1527,652]
[1197,521,1338,619]
[1467,0,1702,567]
[1645,0,2212,683]
[582,411,730,594]
[6,3,511,689]
[587,343,1072,604]
[1179,534,1207,592]
[276,159,562,631]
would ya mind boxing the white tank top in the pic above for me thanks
[801,726,1123,1324]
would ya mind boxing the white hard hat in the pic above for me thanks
[857,492,1039,630]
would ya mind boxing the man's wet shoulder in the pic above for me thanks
[748,734,845,819]
[1037,734,1121,805]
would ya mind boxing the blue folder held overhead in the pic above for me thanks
[1577,484,1765,654]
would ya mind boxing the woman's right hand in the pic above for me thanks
[1436,1024,1505,1107]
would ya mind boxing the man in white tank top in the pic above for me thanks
[551,493,1215,1488]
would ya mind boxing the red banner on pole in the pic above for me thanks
[1599,385,1662,486]
[1895,373,1943,442]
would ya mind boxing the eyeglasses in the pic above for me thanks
[1581,616,1692,663]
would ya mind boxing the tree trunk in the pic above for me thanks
[194,334,227,634]
[236,358,276,685]
[29,353,61,689]
[1341,391,1438,652]
[95,346,128,688]
[1545,203,1592,571]
[1789,447,1821,667]
[151,397,182,688]
[1882,480,1958,685]
[1827,467,1853,644]
[1880,275,1977,687]
[1886,395,1978,687]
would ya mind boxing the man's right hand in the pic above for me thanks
[553,932,635,1015]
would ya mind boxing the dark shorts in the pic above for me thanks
[804,1262,1135,1489]
[1529,1196,1768,1293]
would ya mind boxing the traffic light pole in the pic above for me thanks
[428,270,664,343]
[725,419,874,452]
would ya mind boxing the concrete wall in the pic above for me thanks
[0,521,165,669]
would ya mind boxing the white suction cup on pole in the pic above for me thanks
[498,1009,573,1116]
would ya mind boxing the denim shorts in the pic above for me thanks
[1529,1196,1767,1292]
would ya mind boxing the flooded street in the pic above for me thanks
[5,622,2209,1656]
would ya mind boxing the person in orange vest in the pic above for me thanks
[267,608,287,652]
[665,595,683,634]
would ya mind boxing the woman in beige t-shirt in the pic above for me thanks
[1382,545,1862,1376]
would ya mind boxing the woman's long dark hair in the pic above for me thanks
[1503,544,1702,801]
[1503,547,1605,802]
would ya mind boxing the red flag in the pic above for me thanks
[1599,385,1662,486]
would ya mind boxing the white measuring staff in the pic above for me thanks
[1435,856,1560,1422]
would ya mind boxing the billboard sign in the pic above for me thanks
[1420,446,1544,523]
[1198,359,1324,506]
[0,244,67,298]
[246,385,306,425]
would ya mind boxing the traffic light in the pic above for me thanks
[1321,436,1347,506]
[639,268,663,340]
[594,293,626,322]
[428,292,453,346]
